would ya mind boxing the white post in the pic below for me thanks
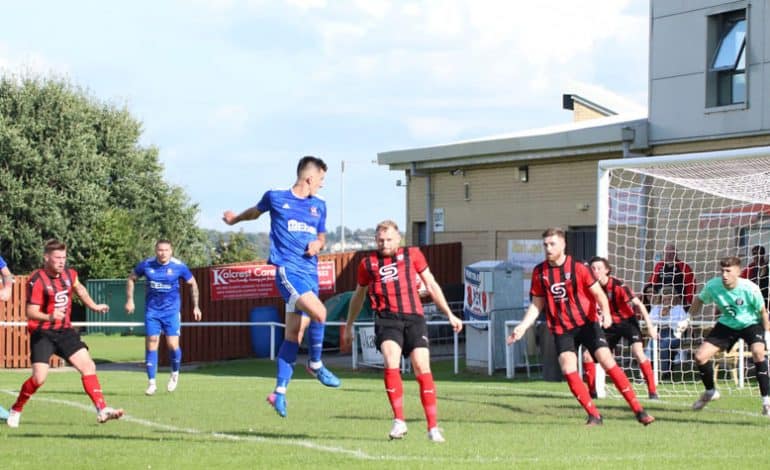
[594,164,611,398]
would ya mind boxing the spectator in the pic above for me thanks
[741,245,769,309]
[645,286,689,375]
[646,244,696,309]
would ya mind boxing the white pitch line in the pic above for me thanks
[2,385,766,463]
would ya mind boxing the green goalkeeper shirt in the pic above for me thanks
[698,277,764,330]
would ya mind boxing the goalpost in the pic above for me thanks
[596,145,770,397]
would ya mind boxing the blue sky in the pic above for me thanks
[1,0,649,233]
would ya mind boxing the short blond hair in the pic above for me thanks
[376,219,399,233]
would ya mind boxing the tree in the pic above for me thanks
[211,231,260,265]
[0,75,207,278]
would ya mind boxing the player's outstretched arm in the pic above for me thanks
[74,281,109,314]
[125,272,137,314]
[589,282,612,328]
[187,276,202,321]
[688,296,703,318]
[222,207,262,225]
[633,297,657,339]
[0,266,13,301]
[420,267,462,333]
[344,285,369,347]
[507,297,544,344]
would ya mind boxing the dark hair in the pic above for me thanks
[719,256,742,268]
[752,245,766,256]
[44,239,66,254]
[156,239,173,248]
[297,155,328,176]
[541,227,566,239]
[589,256,611,274]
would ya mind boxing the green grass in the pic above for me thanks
[1,358,767,469]
[81,334,146,363]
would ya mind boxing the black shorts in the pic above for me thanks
[603,317,643,350]
[375,311,429,357]
[704,322,766,352]
[30,328,88,364]
[554,322,609,356]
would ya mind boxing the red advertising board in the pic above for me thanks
[210,261,336,301]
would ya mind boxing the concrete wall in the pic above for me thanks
[649,0,770,144]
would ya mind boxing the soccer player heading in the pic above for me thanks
[645,243,696,310]
[222,155,340,418]
[689,256,770,415]
[581,256,659,400]
[6,240,123,428]
[344,220,463,442]
[506,228,654,426]
[126,239,202,396]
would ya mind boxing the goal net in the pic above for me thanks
[597,146,770,397]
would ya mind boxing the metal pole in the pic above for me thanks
[341,160,345,252]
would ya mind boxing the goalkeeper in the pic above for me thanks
[690,256,770,415]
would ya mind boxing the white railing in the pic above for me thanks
[1,319,494,376]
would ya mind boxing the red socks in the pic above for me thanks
[606,365,643,413]
[583,361,597,396]
[639,360,657,395]
[416,373,438,430]
[81,374,107,410]
[12,376,42,412]
[565,371,601,418]
[384,368,404,421]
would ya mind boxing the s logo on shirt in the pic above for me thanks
[54,290,69,310]
[379,263,399,282]
[550,282,567,301]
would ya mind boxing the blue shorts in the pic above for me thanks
[276,266,318,315]
[145,310,181,337]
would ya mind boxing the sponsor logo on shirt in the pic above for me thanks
[550,282,567,301]
[54,290,69,310]
[287,219,318,234]
[150,281,173,291]
[282,203,290,209]
[379,263,399,282]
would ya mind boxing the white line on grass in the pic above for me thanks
[2,386,766,463]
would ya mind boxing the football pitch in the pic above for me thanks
[1,348,768,469]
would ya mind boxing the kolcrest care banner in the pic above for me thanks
[209,261,336,301]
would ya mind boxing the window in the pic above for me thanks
[707,9,746,107]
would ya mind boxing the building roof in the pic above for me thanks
[378,113,649,171]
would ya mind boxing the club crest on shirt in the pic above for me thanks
[736,298,744,305]
[565,272,571,280]
[310,206,319,217]
[167,268,173,275]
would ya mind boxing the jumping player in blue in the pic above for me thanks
[126,240,202,395]
[0,254,13,420]
[223,155,340,418]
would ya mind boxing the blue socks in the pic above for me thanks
[170,348,182,373]
[145,349,158,380]
[308,321,325,363]
[276,340,299,392]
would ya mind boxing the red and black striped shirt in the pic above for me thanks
[26,268,77,332]
[357,246,428,315]
[603,276,636,324]
[530,256,598,335]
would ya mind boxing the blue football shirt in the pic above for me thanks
[0,255,6,270]
[132,257,193,315]
[256,188,326,273]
